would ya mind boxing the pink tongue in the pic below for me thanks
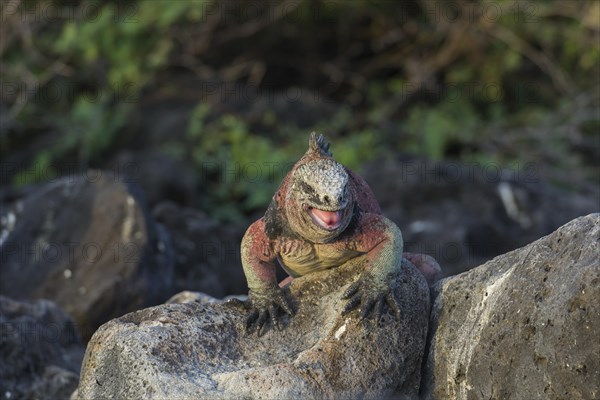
[311,208,341,228]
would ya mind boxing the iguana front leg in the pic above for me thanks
[342,214,404,320]
[241,219,294,335]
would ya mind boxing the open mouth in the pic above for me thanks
[308,207,343,231]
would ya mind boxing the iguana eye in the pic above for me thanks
[299,182,315,194]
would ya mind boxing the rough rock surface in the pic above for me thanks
[76,257,430,399]
[0,173,174,341]
[421,213,600,399]
[0,296,84,400]
[362,157,599,276]
[166,290,247,305]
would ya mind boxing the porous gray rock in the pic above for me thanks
[75,257,430,399]
[0,172,174,341]
[165,290,247,305]
[0,296,84,400]
[421,213,600,399]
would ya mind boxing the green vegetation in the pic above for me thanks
[2,0,598,219]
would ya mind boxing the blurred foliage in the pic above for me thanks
[2,0,206,180]
[1,0,598,218]
[182,104,298,221]
[170,103,381,221]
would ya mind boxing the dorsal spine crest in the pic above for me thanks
[308,132,332,157]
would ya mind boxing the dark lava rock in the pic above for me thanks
[107,150,197,207]
[0,172,174,341]
[153,201,248,297]
[0,296,84,400]
[362,157,599,276]
[421,213,600,399]
[75,256,430,399]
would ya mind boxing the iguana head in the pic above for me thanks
[285,133,355,243]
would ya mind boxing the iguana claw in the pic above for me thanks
[342,274,401,320]
[246,285,295,335]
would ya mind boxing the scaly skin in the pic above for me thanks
[241,133,418,334]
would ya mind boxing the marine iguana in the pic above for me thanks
[242,132,439,334]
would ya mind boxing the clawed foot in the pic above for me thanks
[341,273,401,321]
[245,285,295,335]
